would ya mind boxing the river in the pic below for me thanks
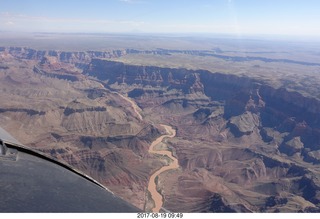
[147,124,178,212]
[94,80,176,212]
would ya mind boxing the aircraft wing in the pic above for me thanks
[0,126,140,212]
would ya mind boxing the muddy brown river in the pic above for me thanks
[147,124,177,212]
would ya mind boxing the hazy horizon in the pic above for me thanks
[1,0,320,37]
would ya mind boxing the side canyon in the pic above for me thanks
[1,46,320,212]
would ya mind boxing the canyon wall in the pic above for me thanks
[2,46,320,212]
[85,59,320,147]
[84,59,320,212]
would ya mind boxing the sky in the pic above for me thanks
[0,0,320,36]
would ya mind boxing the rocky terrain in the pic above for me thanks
[1,43,320,212]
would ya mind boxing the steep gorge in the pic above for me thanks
[1,47,320,212]
[84,59,320,212]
